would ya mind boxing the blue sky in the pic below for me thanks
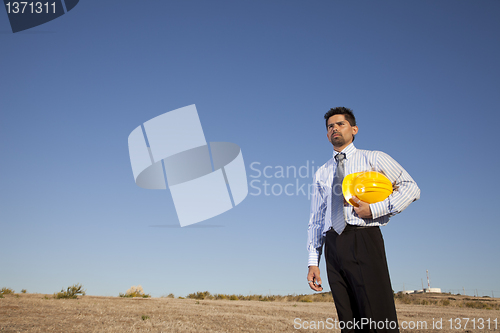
[1,1,499,298]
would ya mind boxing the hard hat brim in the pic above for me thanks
[342,172,363,207]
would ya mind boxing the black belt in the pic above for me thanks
[328,224,373,233]
[344,224,372,230]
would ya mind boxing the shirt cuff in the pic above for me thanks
[369,200,389,219]
[308,250,320,267]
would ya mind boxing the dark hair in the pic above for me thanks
[324,107,356,128]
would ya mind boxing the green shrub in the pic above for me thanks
[465,301,488,309]
[21,289,27,294]
[54,284,86,299]
[187,291,212,300]
[0,287,15,295]
[141,315,150,320]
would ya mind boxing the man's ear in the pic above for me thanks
[352,126,358,135]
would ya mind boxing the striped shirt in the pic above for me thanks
[307,143,420,267]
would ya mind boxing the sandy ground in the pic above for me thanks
[1,293,499,332]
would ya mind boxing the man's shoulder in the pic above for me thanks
[353,147,383,154]
[314,158,334,177]
[353,148,391,159]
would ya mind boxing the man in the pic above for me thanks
[307,107,420,333]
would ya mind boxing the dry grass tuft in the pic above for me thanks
[119,285,151,298]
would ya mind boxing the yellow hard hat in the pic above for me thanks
[342,171,393,206]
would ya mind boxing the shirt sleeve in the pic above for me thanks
[369,151,420,219]
[307,171,327,267]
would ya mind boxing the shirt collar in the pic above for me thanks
[333,143,356,160]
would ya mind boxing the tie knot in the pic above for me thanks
[335,153,345,163]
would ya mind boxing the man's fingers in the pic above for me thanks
[352,196,362,206]
[308,282,322,292]
[311,284,323,292]
[307,266,323,291]
[310,276,322,290]
[312,272,322,286]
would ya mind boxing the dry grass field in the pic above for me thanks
[1,292,499,332]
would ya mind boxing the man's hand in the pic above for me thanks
[352,196,373,219]
[307,266,323,292]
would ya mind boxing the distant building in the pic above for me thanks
[398,288,441,294]
[401,290,415,295]
[424,288,442,293]
[398,270,441,294]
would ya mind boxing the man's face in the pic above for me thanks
[326,114,358,151]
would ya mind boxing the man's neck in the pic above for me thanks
[333,142,353,152]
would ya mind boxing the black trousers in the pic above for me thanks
[325,225,399,333]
